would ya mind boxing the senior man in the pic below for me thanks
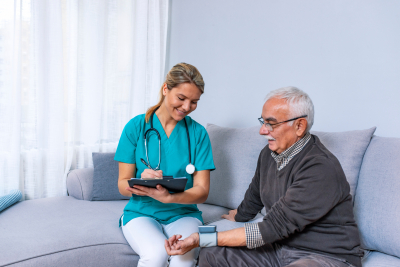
[165,87,363,267]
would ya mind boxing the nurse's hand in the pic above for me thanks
[127,184,172,203]
[141,169,163,179]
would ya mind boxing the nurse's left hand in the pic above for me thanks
[126,184,172,203]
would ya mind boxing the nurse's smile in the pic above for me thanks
[176,108,187,116]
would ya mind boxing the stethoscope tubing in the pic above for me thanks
[143,132,161,171]
[141,107,193,173]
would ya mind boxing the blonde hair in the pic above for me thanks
[145,63,205,122]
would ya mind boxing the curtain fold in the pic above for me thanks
[0,0,169,200]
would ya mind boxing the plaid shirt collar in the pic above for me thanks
[271,132,311,171]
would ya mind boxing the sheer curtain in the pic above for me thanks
[0,0,169,200]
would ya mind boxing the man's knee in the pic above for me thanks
[285,259,321,267]
[198,247,221,267]
[199,245,280,267]
[285,256,350,267]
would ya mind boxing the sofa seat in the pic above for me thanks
[362,251,400,267]
[0,198,243,266]
[0,196,137,267]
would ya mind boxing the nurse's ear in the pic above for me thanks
[162,83,169,96]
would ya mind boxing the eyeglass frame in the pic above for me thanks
[258,115,308,132]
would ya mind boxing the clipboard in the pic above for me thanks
[128,177,187,193]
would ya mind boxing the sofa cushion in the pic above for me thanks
[92,152,130,201]
[0,189,22,212]
[0,196,136,266]
[311,127,376,198]
[198,203,230,225]
[362,251,400,267]
[67,168,95,200]
[2,244,138,267]
[205,124,376,210]
[354,136,400,259]
[205,124,267,209]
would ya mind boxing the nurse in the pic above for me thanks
[115,63,215,267]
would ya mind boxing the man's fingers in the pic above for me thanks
[165,245,183,256]
[174,241,182,250]
[221,213,235,221]
[165,236,188,256]
[164,240,170,251]
[168,234,181,242]
[168,235,177,247]
[165,240,179,255]
[167,234,182,248]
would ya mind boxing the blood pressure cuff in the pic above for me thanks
[199,232,217,247]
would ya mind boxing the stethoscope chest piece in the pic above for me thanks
[186,163,195,175]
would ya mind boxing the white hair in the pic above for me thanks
[265,86,314,132]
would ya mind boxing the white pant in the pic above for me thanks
[122,216,202,267]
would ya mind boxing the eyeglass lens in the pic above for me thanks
[259,118,273,132]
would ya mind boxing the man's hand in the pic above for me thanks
[165,233,200,255]
[221,209,237,222]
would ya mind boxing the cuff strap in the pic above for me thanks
[199,232,217,247]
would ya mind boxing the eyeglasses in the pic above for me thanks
[258,115,307,132]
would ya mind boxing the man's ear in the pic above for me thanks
[295,118,308,137]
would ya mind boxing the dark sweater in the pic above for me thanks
[235,135,363,267]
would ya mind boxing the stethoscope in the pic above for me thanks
[140,107,196,175]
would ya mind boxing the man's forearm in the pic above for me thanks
[217,227,246,247]
[166,227,247,256]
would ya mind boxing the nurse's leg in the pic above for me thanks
[163,217,203,267]
[122,216,169,267]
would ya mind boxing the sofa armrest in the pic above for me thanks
[66,168,94,200]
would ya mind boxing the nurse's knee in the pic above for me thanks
[169,247,200,267]
[138,243,169,266]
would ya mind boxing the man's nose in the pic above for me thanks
[259,124,270,135]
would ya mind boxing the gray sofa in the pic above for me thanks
[1,124,400,267]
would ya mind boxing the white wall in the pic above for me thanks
[166,0,400,137]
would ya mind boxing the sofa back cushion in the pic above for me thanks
[92,152,130,201]
[311,127,376,198]
[354,136,400,258]
[205,124,267,209]
[206,124,376,209]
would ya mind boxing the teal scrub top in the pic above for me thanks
[114,114,215,226]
